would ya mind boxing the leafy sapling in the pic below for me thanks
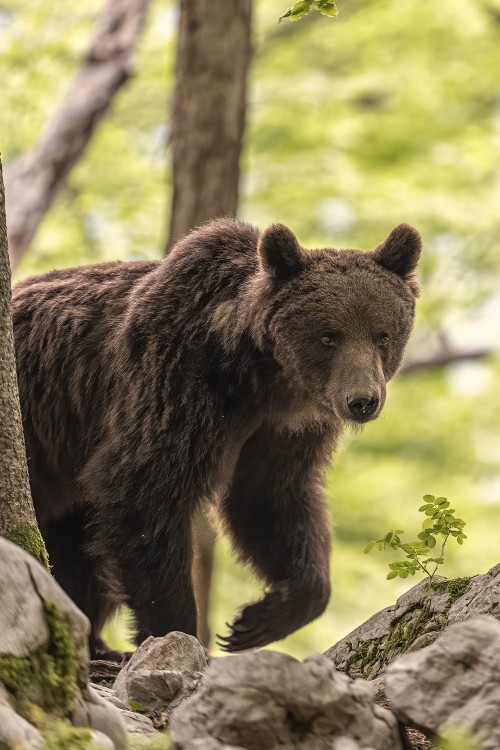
[279,0,338,24]
[364,495,467,586]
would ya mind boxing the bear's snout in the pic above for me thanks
[346,393,380,422]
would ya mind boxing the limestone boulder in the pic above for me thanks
[386,615,500,749]
[325,567,500,680]
[114,631,206,716]
[0,537,127,750]
[170,650,403,750]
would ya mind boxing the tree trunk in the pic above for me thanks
[166,0,253,249]
[5,0,153,273]
[168,0,253,645]
[0,158,48,569]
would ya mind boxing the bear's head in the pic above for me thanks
[249,223,421,425]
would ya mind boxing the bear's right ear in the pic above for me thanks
[373,224,422,279]
[258,224,306,280]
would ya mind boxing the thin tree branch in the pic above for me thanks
[400,346,493,376]
[5,0,153,272]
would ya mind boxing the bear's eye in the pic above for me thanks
[321,334,339,347]
[377,333,390,347]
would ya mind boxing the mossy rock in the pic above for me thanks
[7,524,49,571]
[0,599,79,719]
[325,575,474,680]
[42,725,93,750]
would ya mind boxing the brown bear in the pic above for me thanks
[12,218,421,658]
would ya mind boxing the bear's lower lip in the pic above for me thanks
[339,408,380,424]
[349,411,379,424]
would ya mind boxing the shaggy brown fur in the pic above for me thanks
[12,218,421,657]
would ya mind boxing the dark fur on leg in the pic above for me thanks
[218,423,336,651]
[82,450,198,644]
[44,508,123,660]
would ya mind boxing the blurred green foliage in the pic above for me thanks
[1,0,499,658]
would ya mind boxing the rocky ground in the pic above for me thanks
[1,537,499,749]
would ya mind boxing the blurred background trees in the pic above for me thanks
[167,0,252,249]
[1,0,499,657]
[5,0,153,271]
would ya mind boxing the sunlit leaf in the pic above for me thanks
[279,0,313,23]
[316,0,339,17]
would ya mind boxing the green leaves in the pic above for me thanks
[365,494,467,584]
[279,0,338,23]
[316,0,339,16]
[279,1,311,23]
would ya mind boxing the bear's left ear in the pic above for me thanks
[373,224,422,279]
[258,224,307,280]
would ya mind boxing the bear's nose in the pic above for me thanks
[347,394,379,418]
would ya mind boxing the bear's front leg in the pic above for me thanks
[218,423,335,652]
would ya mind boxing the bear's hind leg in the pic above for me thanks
[45,508,124,661]
[92,509,198,646]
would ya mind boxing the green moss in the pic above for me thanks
[343,578,471,679]
[7,523,50,571]
[344,636,385,679]
[430,576,471,605]
[0,599,78,719]
[345,599,438,678]
[434,725,480,750]
[384,598,439,657]
[42,724,92,750]
[26,711,98,750]
[129,736,171,750]
[341,576,473,680]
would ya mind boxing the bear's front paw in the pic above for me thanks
[217,576,330,652]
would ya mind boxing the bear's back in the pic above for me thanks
[13,260,160,470]
[12,219,261,474]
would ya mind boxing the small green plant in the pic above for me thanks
[364,495,467,585]
[279,0,339,24]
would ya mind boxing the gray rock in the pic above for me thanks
[90,660,123,687]
[0,538,127,749]
[179,742,245,750]
[325,566,500,680]
[0,537,89,663]
[73,685,128,750]
[120,709,158,737]
[114,631,206,714]
[92,680,161,737]
[91,683,130,711]
[448,564,500,624]
[89,729,118,748]
[386,615,500,749]
[170,650,403,750]
[0,684,43,749]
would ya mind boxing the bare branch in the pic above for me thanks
[400,346,493,376]
[5,0,153,272]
